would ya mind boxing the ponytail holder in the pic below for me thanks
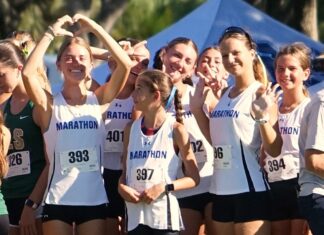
[165,86,177,110]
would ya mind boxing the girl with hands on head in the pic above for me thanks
[22,14,132,235]
[118,69,199,235]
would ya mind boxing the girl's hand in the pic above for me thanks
[140,183,165,204]
[251,83,282,119]
[72,14,96,35]
[197,71,228,99]
[49,15,74,37]
[118,184,141,203]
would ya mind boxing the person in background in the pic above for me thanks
[263,42,312,235]
[118,69,199,235]
[93,37,150,235]
[0,39,47,235]
[0,111,10,235]
[298,73,324,235]
[22,14,132,235]
[160,37,215,235]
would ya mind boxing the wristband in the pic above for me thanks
[25,198,39,210]
[165,183,174,194]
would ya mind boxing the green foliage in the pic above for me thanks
[111,0,205,40]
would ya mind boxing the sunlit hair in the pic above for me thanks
[197,45,221,65]
[57,37,93,63]
[275,42,311,96]
[7,31,51,92]
[218,26,268,86]
[0,112,9,179]
[138,69,184,124]
[0,39,26,68]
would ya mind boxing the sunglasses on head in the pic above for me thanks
[218,26,254,47]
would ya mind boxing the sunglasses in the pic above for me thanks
[218,26,254,48]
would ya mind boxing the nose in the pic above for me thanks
[227,54,235,63]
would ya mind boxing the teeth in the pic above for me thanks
[71,70,81,73]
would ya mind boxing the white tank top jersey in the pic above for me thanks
[264,98,310,182]
[209,81,268,195]
[103,96,133,170]
[169,85,213,198]
[43,92,108,205]
[125,116,183,232]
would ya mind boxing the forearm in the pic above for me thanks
[191,107,212,144]
[305,149,324,179]
[90,46,110,60]
[28,162,49,205]
[259,122,282,157]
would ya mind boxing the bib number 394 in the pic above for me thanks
[214,145,232,169]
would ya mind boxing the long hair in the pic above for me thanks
[0,112,9,179]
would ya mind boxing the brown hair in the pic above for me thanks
[275,42,311,96]
[138,69,184,124]
[0,40,26,68]
[57,37,93,63]
[0,112,9,179]
[218,27,268,86]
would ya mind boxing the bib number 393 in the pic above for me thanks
[214,145,232,169]
[60,147,99,174]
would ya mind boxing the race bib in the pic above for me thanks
[213,145,232,169]
[266,154,298,181]
[104,129,124,153]
[190,139,207,163]
[129,167,164,192]
[6,151,31,178]
[60,147,99,175]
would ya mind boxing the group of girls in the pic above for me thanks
[0,12,321,235]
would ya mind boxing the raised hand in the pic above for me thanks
[251,83,282,120]
[48,15,74,37]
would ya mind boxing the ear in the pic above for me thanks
[250,49,256,59]
[303,68,311,81]
[153,90,161,101]
[17,65,23,71]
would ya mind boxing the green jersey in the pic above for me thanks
[2,100,45,198]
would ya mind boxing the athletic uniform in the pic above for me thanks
[2,100,45,226]
[264,98,310,221]
[103,97,133,218]
[170,85,213,213]
[125,116,183,232]
[209,81,270,222]
[42,92,107,225]
[298,93,324,235]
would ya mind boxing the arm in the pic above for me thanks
[118,122,141,203]
[73,14,132,105]
[304,149,324,179]
[22,15,74,130]
[1,125,11,155]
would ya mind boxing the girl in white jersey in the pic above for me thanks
[160,37,216,235]
[21,14,132,235]
[118,69,199,235]
[263,43,311,235]
[191,26,283,235]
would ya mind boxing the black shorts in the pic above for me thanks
[103,168,125,218]
[128,224,179,235]
[5,197,42,226]
[178,193,212,216]
[269,178,303,221]
[42,204,107,225]
[211,191,271,223]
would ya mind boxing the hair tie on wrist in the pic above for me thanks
[165,86,177,110]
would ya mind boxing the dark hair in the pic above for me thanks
[0,40,26,68]
[218,26,268,86]
[138,69,184,124]
[153,47,164,70]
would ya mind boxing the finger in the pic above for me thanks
[271,83,281,93]
[206,66,217,80]
[274,89,283,102]
[61,30,74,37]
[133,40,147,50]
[197,71,209,84]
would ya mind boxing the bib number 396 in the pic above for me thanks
[214,145,232,169]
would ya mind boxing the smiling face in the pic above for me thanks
[197,47,227,80]
[162,42,197,84]
[56,38,93,84]
[220,37,255,78]
[275,54,310,92]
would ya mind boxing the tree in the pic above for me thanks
[245,0,318,40]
